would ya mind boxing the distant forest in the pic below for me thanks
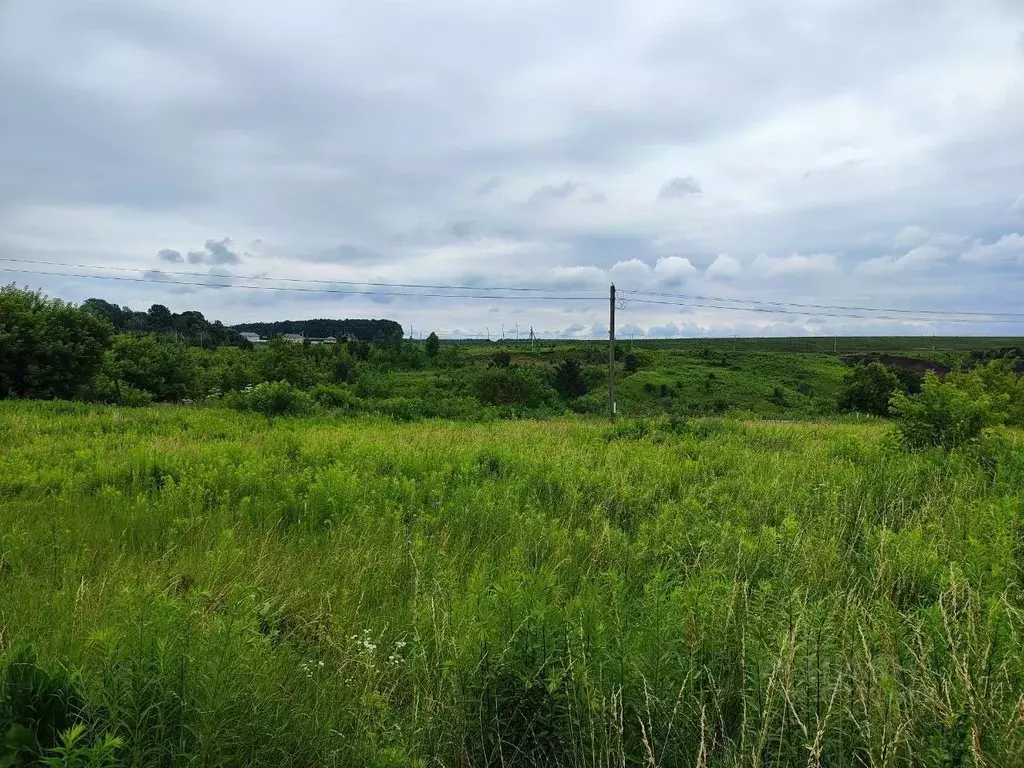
[82,298,403,347]
[234,318,404,342]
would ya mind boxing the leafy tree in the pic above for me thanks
[490,351,512,368]
[425,332,440,358]
[838,363,899,417]
[553,358,587,399]
[0,285,112,399]
[623,353,638,374]
[147,304,173,332]
[891,372,1005,450]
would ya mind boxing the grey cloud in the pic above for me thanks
[186,251,206,264]
[158,248,183,263]
[443,220,476,239]
[1012,195,1024,219]
[205,237,241,264]
[529,181,579,204]
[583,192,609,204]
[659,176,701,199]
[476,176,503,196]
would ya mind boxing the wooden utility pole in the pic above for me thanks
[608,283,616,422]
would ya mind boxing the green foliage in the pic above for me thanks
[309,384,357,410]
[103,335,197,402]
[3,404,1024,764]
[623,352,638,373]
[891,371,1005,449]
[552,358,587,399]
[839,362,900,416]
[0,286,112,400]
[0,650,86,766]
[472,367,555,408]
[424,332,440,359]
[227,381,313,416]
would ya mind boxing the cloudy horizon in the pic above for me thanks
[2,0,1023,339]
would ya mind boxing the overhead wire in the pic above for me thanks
[618,288,1024,319]
[0,257,604,294]
[0,266,601,302]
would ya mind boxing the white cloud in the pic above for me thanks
[960,233,1024,263]
[609,258,652,286]
[894,225,930,249]
[750,253,840,277]
[653,255,697,286]
[707,253,740,279]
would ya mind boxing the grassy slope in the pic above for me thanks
[2,401,1024,765]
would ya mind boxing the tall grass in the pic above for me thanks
[1,401,1023,766]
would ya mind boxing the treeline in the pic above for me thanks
[233,318,403,342]
[81,298,245,348]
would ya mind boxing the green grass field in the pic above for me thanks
[2,401,1023,766]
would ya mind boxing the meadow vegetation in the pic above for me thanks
[2,402,1024,766]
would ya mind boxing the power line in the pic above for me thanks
[0,257,604,294]
[622,296,1005,324]
[619,288,1024,320]
[0,266,602,302]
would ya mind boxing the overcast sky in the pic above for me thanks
[2,0,1023,338]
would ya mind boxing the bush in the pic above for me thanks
[0,286,112,400]
[890,372,1005,450]
[309,384,357,410]
[553,359,587,399]
[229,381,313,416]
[838,362,900,417]
[472,367,555,408]
[623,353,638,374]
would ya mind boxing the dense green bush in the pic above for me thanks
[838,362,899,416]
[0,285,112,399]
[891,372,1005,449]
[472,367,556,408]
[552,358,587,399]
[227,381,313,416]
[309,384,357,410]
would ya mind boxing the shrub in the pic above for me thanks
[839,363,900,417]
[230,381,313,416]
[309,384,357,410]
[553,359,587,399]
[0,286,113,400]
[890,372,1004,450]
[472,367,555,408]
[623,353,638,374]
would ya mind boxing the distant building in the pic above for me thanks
[322,336,337,344]
[239,332,265,344]
[281,333,305,343]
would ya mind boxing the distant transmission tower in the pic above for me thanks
[529,326,536,350]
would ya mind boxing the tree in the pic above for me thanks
[0,285,112,399]
[553,358,587,399]
[472,367,555,408]
[425,332,440,358]
[838,363,899,417]
[624,353,639,374]
[147,304,173,332]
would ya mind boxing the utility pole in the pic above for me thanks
[516,323,519,342]
[833,335,838,355]
[608,283,616,423]
[529,326,535,351]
